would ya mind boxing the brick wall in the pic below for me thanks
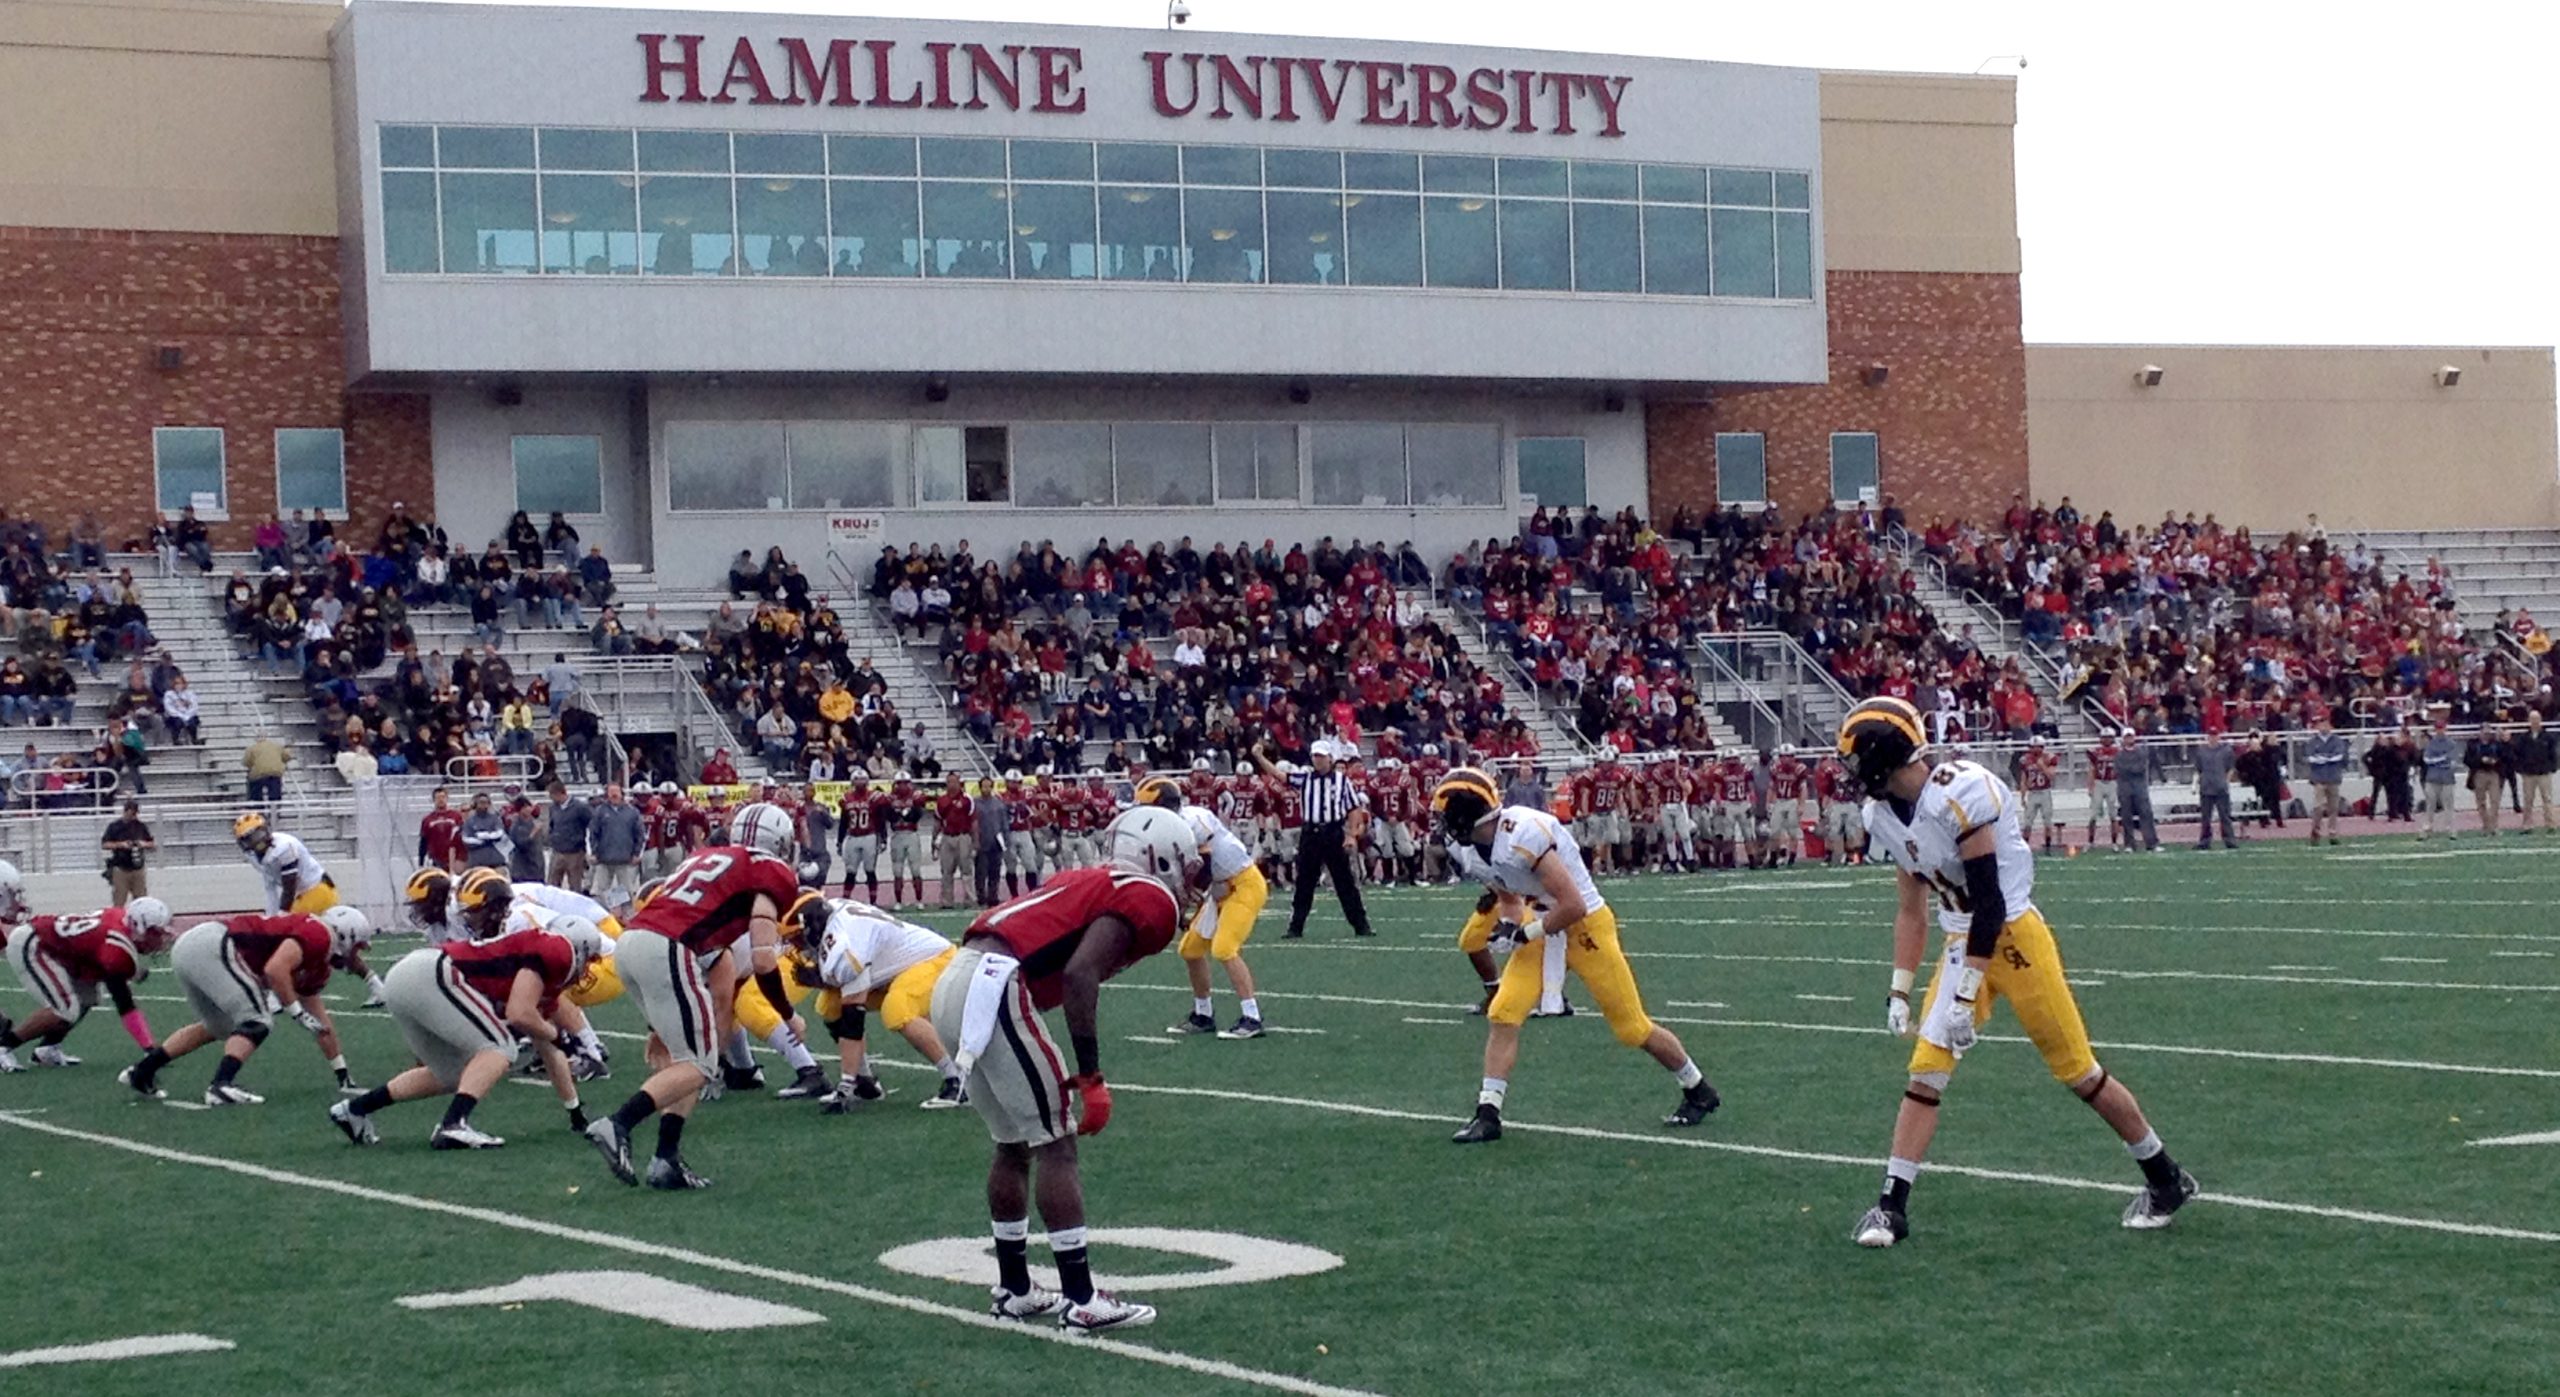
[0,226,427,551]
[1649,270,2027,528]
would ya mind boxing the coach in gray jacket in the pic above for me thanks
[543,781,593,890]
[2115,727,2163,852]
[586,782,647,912]
[505,797,547,883]
[2304,712,2350,844]
[973,789,1010,907]
[2420,719,2460,838]
[460,792,510,869]
[2192,730,2238,851]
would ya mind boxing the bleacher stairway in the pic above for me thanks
[2358,528,2560,631]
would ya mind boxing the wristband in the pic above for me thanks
[1951,965,1985,1004]
[1070,1031,1101,1078]
[1889,968,1915,996]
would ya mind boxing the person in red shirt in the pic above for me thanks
[2,898,172,1070]
[1710,753,1756,869]
[934,775,977,907]
[932,807,1199,1333]
[584,804,804,1190]
[886,778,930,907]
[674,787,714,855]
[417,785,467,872]
[333,919,603,1151]
[1767,746,1813,865]
[121,906,369,1105]
[645,781,687,879]
[699,749,738,786]
[2017,736,2062,853]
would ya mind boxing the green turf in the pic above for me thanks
[7,835,2560,1393]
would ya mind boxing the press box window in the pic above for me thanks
[1830,432,1881,505]
[1516,437,1587,509]
[152,427,227,517]
[275,428,347,515]
[667,422,787,511]
[511,435,603,515]
[916,426,1012,504]
[1714,433,1766,505]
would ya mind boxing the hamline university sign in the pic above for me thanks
[635,33,1639,139]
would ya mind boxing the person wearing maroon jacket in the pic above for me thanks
[933,775,976,907]
[929,808,1199,1333]
[1,898,172,1072]
[416,785,467,872]
[837,781,890,903]
[334,920,603,1151]
[122,907,369,1105]
[584,806,804,1189]
[674,789,714,855]
[886,778,930,907]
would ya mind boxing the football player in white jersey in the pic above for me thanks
[1136,777,1270,1040]
[1836,697,2197,1248]
[236,812,388,1005]
[1429,768,1719,1144]
[785,895,969,1109]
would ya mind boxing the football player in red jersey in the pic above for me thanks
[838,780,890,903]
[0,897,172,1071]
[930,807,1200,1333]
[582,802,803,1189]
[332,917,606,1150]
[886,777,929,907]
[120,906,371,1105]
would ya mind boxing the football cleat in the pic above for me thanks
[922,1078,969,1110]
[117,1065,165,1100]
[775,1066,832,1100]
[1664,1080,1721,1128]
[1059,1292,1156,1333]
[1466,996,1491,1017]
[585,1115,639,1185]
[1853,1205,1910,1248]
[990,1285,1071,1321]
[328,1099,378,1146]
[204,1083,264,1106]
[646,1156,714,1190]
[848,1074,890,1102]
[30,1045,80,1068]
[0,1045,20,1073]
[1167,1012,1217,1035]
[721,1063,766,1092]
[1450,1103,1503,1144]
[2122,1169,2200,1230]
[362,988,388,1009]
[430,1121,506,1150]
[1221,1016,1265,1041]
[571,1054,610,1082]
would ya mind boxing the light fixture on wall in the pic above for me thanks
[1601,390,1627,414]
[1860,363,1889,388]
[2436,365,2463,388]
[154,345,184,373]
[923,373,951,404]
[2135,364,2165,388]
[1287,379,1313,406]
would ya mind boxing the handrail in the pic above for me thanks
[441,754,548,783]
[1430,592,1596,757]
[1689,637,1792,748]
[1886,526,2111,736]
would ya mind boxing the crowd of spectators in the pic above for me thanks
[1922,496,2505,736]
[0,513,203,803]
[862,534,1523,776]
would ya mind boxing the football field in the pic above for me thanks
[7,837,2560,1393]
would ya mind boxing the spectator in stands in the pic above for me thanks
[67,512,105,571]
[591,606,634,657]
[255,516,290,572]
[541,652,581,716]
[545,511,581,565]
[0,741,35,809]
[29,656,74,726]
[497,693,538,757]
[175,507,213,572]
[699,748,738,785]
[559,705,602,785]
[505,511,543,570]
[0,658,27,726]
[578,545,615,606]
[755,703,796,772]
[243,733,290,804]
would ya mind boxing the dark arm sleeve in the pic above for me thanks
[1959,852,2007,963]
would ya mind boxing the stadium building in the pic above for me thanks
[5,0,2551,573]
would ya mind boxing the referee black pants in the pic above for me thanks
[1286,822,1371,937]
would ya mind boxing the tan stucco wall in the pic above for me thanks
[1817,71,2019,276]
[0,0,337,235]
[2027,345,2560,531]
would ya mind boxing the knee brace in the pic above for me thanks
[2070,1065,2110,1102]
[234,1019,273,1047]
[827,1005,866,1043]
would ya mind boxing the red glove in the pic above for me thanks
[1069,1072,1113,1137]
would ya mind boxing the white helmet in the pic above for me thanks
[1100,806,1200,902]
[658,781,681,796]
[319,904,372,959]
[1597,742,1620,762]
[1778,743,1796,758]
[550,914,608,980]
[728,801,798,859]
[124,896,171,937]
[1191,756,1213,773]
[0,858,21,920]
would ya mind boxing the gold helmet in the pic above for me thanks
[1430,767,1503,839]
[403,867,454,929]
[1132,775,1182,810]
[1836,696,1927,796]
[455,866,512,912]
[783,889,829,956]
[232,811,271,852]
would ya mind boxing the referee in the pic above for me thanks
[1255,738,1373,939]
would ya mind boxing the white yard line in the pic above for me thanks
[2378,957,2451,965]
[0,1334,234,1369]
[1793,994,1854,1004]
[0,1112,1376,1397]
[2491,951,2557,959]
[1400,1017,1463,1026]
[1095,1084,2560,1246]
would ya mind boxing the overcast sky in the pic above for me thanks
[476,0,2559,354]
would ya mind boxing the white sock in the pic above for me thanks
[1672,1058,1703,1089]
[1886,1156,1921,1183]
[768,1026,818,1073]
[1048,1225,1088,1254]
[367,972,387,995]
[1192,995,1213,1018]
[991,1217,1028,1242]
[1478,1076,1507,1109]
[934,1055,959,1082]
[2127,1130,2164,1161]
[1238,997,1260,1021]
[721,1027,754,1070]
[576,1027,603,1056]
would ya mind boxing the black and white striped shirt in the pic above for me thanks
[1293,768,1365,827]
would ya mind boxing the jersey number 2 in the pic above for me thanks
[660,853,735,906]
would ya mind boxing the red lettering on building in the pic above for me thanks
[867,38,922,108]
[1144,50,1203,117]
[637,33,707,104]
[1410,63,1459,130]
[777,37,860,107]
[1208,53,1263,120]
[964,44,1024,111]
[712,35,780,105]
[1030,45,1087,113]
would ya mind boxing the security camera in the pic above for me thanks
[1169,0,1191,23]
